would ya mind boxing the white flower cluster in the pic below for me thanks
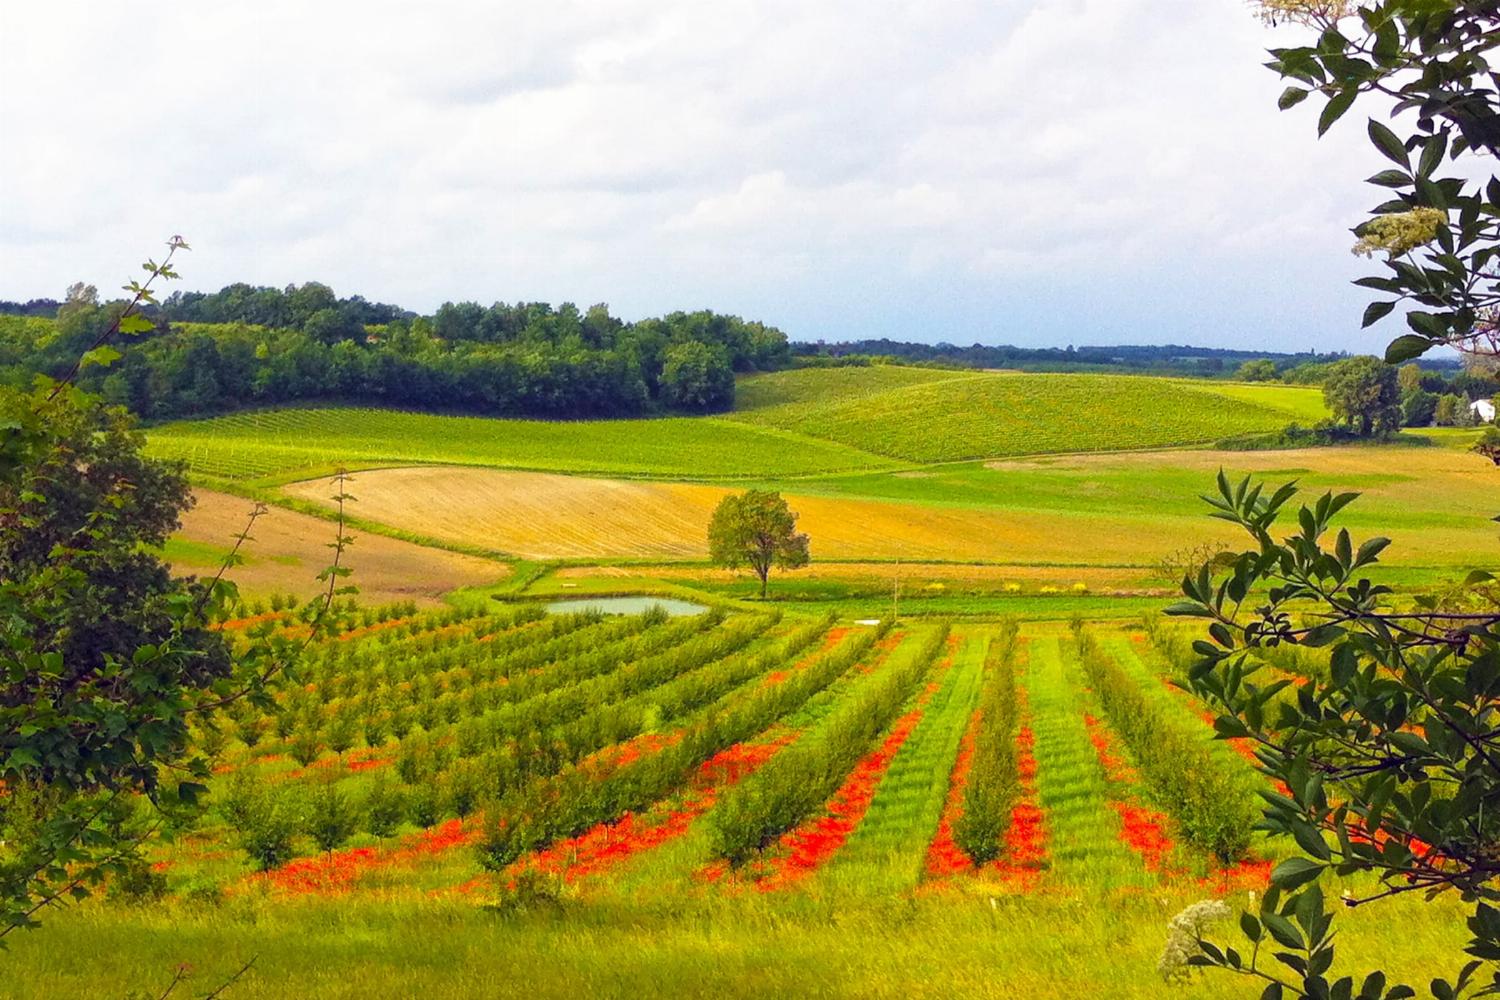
[1157,899,1233,984]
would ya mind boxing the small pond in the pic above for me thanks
[543,596,708,617]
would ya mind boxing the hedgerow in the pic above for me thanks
[1072,626,1257,863]
[953,620,1020,865]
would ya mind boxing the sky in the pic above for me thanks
[0,1,1398,351]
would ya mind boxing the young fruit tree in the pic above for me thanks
[707,490,810,599]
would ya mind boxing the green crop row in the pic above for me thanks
[1072,627,1259,863]
[953,620,1020,865]
[707,623,951,867]
[476,622,889,871]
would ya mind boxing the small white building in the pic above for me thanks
[1474,398,1496,423]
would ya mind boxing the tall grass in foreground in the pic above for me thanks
[953,620,1020,865]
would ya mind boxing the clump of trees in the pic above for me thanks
[0,283,792,421]
[707,490,811,599]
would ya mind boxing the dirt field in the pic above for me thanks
[172,490,508,605]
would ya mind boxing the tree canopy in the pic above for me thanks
[706,490,810,599]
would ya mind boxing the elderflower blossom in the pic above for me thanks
[1352,208,1448,259]
[1251,0,1352,26]
[1158,899,1233,984]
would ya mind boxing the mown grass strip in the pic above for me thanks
[1025,634,1147,888]
[706,624,951,867]
[816,631,986,892]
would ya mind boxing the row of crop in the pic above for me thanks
[952,619,1020,865]
[476,621,893,871]
[255,612,723,755]
[286,609,646,705]
[285,612,745,765]
[707,623,951,867]
[483,612,835,793]
[391,612,780,786]
[1072,625,1259,863]
[211,614,791,869]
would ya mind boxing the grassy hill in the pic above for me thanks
[729,368,1328,462]
[146,370,1331,482]
[145,406,899,483]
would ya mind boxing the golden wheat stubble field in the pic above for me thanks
[277,443,1498,571]
[173,490,508,604]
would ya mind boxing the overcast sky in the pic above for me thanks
[1,1,1395,350]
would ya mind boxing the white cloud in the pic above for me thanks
[0,0,1400,349]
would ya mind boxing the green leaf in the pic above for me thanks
[1278,87,1310,110]
[117,313,154,335]
[1368,119,1409,167]
[1271,857,1325,890]
[1319,90,1358,136]
[1384,335,1433,364]
[1362,301,1396,328]
[79,346,122,370]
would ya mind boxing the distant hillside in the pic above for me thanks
[793,338,1465,374]
[730,367,1328,462]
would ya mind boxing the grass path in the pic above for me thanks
[816,632,987,893]
[1025,634,1149,889]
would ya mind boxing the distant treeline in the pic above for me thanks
[0,282,790,420]
[793,338,1465,376]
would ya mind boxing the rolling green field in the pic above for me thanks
[145,406,900,482]
[729,368,1329,462]
[144,369,1331,482]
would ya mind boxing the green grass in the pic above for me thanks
[1024,635,1149,888]
[818,632,986,893]
[5,889,1467,1000]
[729,369,1327,462]
[145,406,898,482]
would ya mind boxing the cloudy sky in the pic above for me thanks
[1,1,1393,350]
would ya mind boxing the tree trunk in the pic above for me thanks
[759,569,768,599]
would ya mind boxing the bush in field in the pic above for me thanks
[409,784,442,829]
[289,725,324,768]
[364,778,407,838]
[953,620,1020,866]
[306,782,357,855]
[239,798,298,871]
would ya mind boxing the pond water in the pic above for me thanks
[543,596,709,617]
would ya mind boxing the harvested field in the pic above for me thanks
[172,490,507,604]
[279,466,1242,564]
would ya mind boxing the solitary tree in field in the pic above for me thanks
[707,490,809,599]
[1322,356,1402,437]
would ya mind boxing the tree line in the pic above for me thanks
[0,281,791,420]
